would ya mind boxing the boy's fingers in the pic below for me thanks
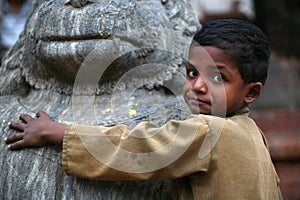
[8,121,25,131]
[36,110,50,119]
[19,114,33,123]
[4,133,24,144]
[7,140,26,150]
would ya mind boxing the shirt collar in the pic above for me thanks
[232,106,250,117]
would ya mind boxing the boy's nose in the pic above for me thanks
[192,76,208,93]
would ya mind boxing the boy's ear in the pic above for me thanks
[244,82,263,104]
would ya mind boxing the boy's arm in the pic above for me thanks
[62,118,210,181]
[5,111,211,180]
[5,111,67,150]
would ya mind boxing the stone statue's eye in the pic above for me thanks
[64,0,95,8]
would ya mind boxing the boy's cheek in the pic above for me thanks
[182,81,191,94]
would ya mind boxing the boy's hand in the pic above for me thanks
[5,111,67,150]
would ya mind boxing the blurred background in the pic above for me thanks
[1,0,299,199]
[0,0,30,62]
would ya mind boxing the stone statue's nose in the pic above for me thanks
[65,0,95,8]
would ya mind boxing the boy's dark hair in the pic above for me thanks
[193,19,270,85]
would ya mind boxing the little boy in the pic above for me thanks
[5,19,283,199]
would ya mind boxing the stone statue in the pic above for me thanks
[0,0,199,199]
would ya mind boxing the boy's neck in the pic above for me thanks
[226,106,249,117]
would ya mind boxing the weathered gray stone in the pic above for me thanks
[0,0,199,199]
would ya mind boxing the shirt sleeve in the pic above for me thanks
[62,115,211,181]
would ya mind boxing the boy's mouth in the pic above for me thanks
[187,97,211,106]
[186,97,211,115]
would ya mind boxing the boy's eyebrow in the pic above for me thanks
[186,61,231,74]
[187,61,222,70]
[185,61,196,68]
[207,64,229,72]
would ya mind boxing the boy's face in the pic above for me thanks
[183,45,252,116]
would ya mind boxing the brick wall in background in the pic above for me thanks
[251,55,300,200]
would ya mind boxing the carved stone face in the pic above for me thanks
[25,0,173,84]
[1,0,198,95]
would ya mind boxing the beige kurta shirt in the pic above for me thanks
[62,107,282,199]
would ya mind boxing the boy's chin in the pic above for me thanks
[189,107,211,115]
[196,111,211,115]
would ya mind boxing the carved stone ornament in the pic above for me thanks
[0,0,200,199]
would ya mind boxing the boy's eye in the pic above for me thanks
[187,70,198,77]
[212,74,225,83]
